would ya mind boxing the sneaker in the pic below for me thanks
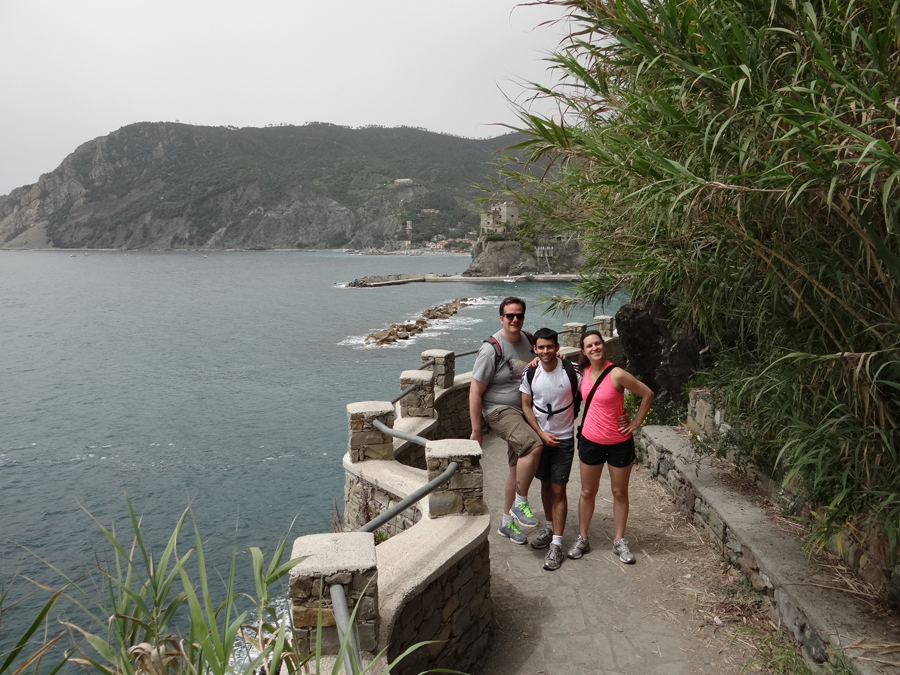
[567,536,590,559]
[613,538,636,564]
[543,544,564,571]
[497,520,527,545]
[530,527,553,550]
[510,501,539,528]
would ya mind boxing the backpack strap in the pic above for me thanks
[561,359,581,418]
[527,359,580,420]
[483,336,503,369]
[484,332,535,369]
[576,364,616,440]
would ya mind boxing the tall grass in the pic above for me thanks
[1,498,451,675]
[497,0,900,553]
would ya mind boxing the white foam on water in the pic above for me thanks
[337,334,368,346]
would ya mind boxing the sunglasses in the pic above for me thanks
[502,313,525,321]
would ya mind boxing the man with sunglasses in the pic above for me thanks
[470,296,543,545]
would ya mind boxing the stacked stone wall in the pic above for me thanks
[343,474,422,535]
[433,382,473,439]
[386,540,492,675]
[684,389,898,604]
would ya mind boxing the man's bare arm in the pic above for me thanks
[469,378,487,445]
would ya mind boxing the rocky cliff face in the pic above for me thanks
[463,237,583,276]
[0,122,500,250]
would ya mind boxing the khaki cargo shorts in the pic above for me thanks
[485,407,543,467]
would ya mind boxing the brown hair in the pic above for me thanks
[577,329,605,373]
[499,296,526,315]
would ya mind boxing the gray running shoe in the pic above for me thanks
[530,527,553,550]
[497,520,527,545]
[567,536,590,559]
[613,538,636,564]
[509,501,539,528]
[543,544,564,571]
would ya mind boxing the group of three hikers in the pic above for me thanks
[469,296,654,571]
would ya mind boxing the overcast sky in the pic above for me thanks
[0,0,570,195]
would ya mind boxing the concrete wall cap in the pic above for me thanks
[426,438,483,460]
[400,370,433,384]
[347,401,394,417]
[289,532,376,579]
[421,349,453,358]
[562,322,587,328]
[342,452,428,501]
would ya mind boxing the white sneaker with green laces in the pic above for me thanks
[497,520,527,545]
[510,501,539,528]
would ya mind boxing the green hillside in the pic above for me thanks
[0,122,523,250]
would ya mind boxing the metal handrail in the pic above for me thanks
[391,385,417,404]
[418,357,435,370]
[372,418,428,447]
[359,459,459,533]
[360,419,458,533]
[331,420,459,671]
[329,584,361,674]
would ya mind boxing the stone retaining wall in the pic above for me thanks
[638,426,895,674]
[686,388,897,600]
[386,540,492,675]
[434,376,475,440]
[343,473,422,535]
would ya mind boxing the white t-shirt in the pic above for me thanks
[519,360,581,439]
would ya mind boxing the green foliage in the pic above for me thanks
[3,496,453,675]
[624,392,684,427]
[499,0,900,551]
[0,585,69,675]
[398,190,479,243]
[44,122,521,249]
[738,627,816,675]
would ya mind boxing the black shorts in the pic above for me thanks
[578,436,635,468]
[534,437,575,485]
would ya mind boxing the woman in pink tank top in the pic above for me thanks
[566,330,654,565]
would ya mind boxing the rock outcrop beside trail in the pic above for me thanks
[365,299,470,345]
[614,300,710,404]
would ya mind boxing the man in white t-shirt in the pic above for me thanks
[520,327,581,571]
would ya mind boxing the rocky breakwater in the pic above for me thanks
[365,299,470,345]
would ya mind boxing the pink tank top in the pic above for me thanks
[580,364,629,444]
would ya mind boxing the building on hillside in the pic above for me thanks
[394,178,413,184]
[421,208,440,214]
[479,201,519,235]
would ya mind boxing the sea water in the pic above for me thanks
[0,250,625,643]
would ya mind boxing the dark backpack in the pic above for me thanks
[483,331,535,370]
[525,358,581,419]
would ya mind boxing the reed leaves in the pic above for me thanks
[500,0,900,551]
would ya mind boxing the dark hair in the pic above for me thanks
[577,329,605,372]
[499,296,526,315]
[532,327,558,346]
